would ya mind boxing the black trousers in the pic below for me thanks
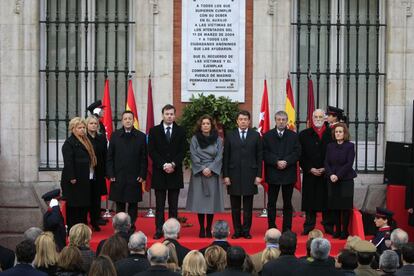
[89,180,101,226]
[303,210,331,231]
[267,184,294,232]
[154,189,180,233]
[66,206,88,231]
[116,202,138,228]
[230,195,254,235]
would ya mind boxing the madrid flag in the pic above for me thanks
[258,79,270,192]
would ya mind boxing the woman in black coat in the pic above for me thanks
[86,116,107,232]
[61,117,97,231]
[324,123,357,239]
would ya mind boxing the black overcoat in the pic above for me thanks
[299,126,332,211]
[61,135,92,207]
[223,128,263,196]
[148,122,186,190]
[87,133,107,196]
[107,127,147,203]
[263,128,301,185]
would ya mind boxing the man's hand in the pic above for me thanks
[277,160,287,170]
[163,163,175,174]
[223,177,231,186]
[330,174,338,183]
[408,208,413,214]
[137,177,143,183]
[70,179,77,184]
[110,177,116,182]
[310,168,322,176]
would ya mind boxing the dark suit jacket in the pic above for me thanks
[0,245,15,271]
[115,253,150,276]
[295,259,345,276]
[133,265,181,276]
[209,268,251,276]
[1,263,48,276]
[396,264,414,276]
[223,128,262,195]
[261,255,302,276]
[163,238,190,267]
[263,128,301,185]
[148,122,186,190]
[200,240,231,255]
[43,206,66,251]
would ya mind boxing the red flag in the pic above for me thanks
[258,79,270,192]
[285,77,302,191]
[126,79,140,130]
[101,79,113,199]
[307,76,315,128]
[144,76,154,192]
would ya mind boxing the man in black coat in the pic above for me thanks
[263,110,301,232]
[299,109,334,235]
[148,104,186,239]
[0,245,14,271]
[223,110,262,239]
[134,242,180,276]
[115,231,150,276]
[107,111,147,229]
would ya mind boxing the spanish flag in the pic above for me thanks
[126,79,140,130]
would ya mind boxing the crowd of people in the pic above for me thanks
[1,213,414,275]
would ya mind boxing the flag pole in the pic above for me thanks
[145,72,155,218]
[258,76,268,218]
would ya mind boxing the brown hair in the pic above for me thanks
[182,250,207,276]
[100,234,129,263]
[204,245,226,272]
[332,122,350,142]
[69,117,97,167]
[69,223,92,248]
[33,232,59,268]
[89,255,117,276]
[57,246,83,272]
[194,114,216,134]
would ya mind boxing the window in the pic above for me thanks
[39,0,135,170]
[291,0,386,171]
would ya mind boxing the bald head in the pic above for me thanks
[265,228,281,246]
[147,242,169,265]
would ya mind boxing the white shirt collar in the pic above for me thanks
[164,123,173,132]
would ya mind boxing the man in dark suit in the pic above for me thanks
[263,110,301,232]
[107,110,148,229]
[261,231,301,276]
[397,243,414,276]
[200,220,232,255]
[134,242,180,276]
[115,231,150,276]
[1,240,47,276]
[148,104,186,240]
[209,246,250,276]
[162,218,190,266]
[0,245,14,271]
[223,110,262,239]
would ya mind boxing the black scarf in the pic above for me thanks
[196,130,218,149]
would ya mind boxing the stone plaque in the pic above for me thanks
[181,0,246,102]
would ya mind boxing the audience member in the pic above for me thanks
[250,228,281,273]
[68,223,94,273]
[379,250,399,275]
[115,231,150,276]
[353,240,378,276]
[242,254,258,276]
[163,240,180,272]
[210,246,250,276]
[344,236,362,251]
[100,234,129,263]
[204,245,226,274]
[55,246,86,276]
[0,244,15,272]
[89,255,117,276]
[200,220,231,255]
[182,250,207,276]
[134,242,180,276]
[96,212,131,255]
[261,247,280,267]
[308,229,324,239]
[337,249,358,276]
[396,243,414,276]
[390,228,409,268]
[1,240,47,276]
[23,227,43,243]
[261,231,301,276]
[163,218,190,266]
[33,232,59,275]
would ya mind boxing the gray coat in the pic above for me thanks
[186,136,224,213]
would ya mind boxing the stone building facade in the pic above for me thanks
[0,0,413,248]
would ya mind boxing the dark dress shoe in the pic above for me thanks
[206,231,212,238]
[340,231,349,240]
[244,233,252,239]
[332,231,341,239]
[199,229,206,238]
[92,225,101,232]
[231,233,242,239]
[324,226,334,235]
[153,232,163,240]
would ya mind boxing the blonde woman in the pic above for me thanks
[260,247,280,267]
[68,223,94,273]
[33,232,59,275]
[204,245,226,274]
[61,117,97,230]
[182,250,207,276]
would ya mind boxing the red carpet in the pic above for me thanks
[90,211,350,256]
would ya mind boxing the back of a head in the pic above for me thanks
[242,254,257,275]
[227,246,246,269]
[163,218,181,239]
[338,249,358,270]
[112,212,131,233]
[89,255,117,276]
[402,242,414,265]
[212,220,230,240]
[379,250,399,273]
[310,238,331,261]
[261,247,280,265]
[58,246,83,271]
[390,228,409,250]
[204,245,226,272]
[279,231,297,255]
[16,239,36,264]
[23,227,43,242]
[128,231,147,252]
[265,228,281,246]
[69,223,92,248]
[148,242,169,265]
[34,232,59,268]
[308,229,323,240]
[100,234,129,263]
[182,250,207,276]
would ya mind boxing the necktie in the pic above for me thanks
[278,131,283,138]
[166,126,171,142]
[241,130,246,141]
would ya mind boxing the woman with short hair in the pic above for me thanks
[204,245,226,274]
[182,250,207,276]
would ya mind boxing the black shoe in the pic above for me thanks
[340,231,349,240]
[199,229,206,238]
[205,228,212,238]
[332,231,341,239]
[324,225,334,235]
[244,233,252,239]
[231,233,242,239]
[92,225,101,232]
[153,232,163,240]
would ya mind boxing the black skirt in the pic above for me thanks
[327,179,354,210]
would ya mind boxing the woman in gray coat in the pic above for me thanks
[186,115,224,238]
